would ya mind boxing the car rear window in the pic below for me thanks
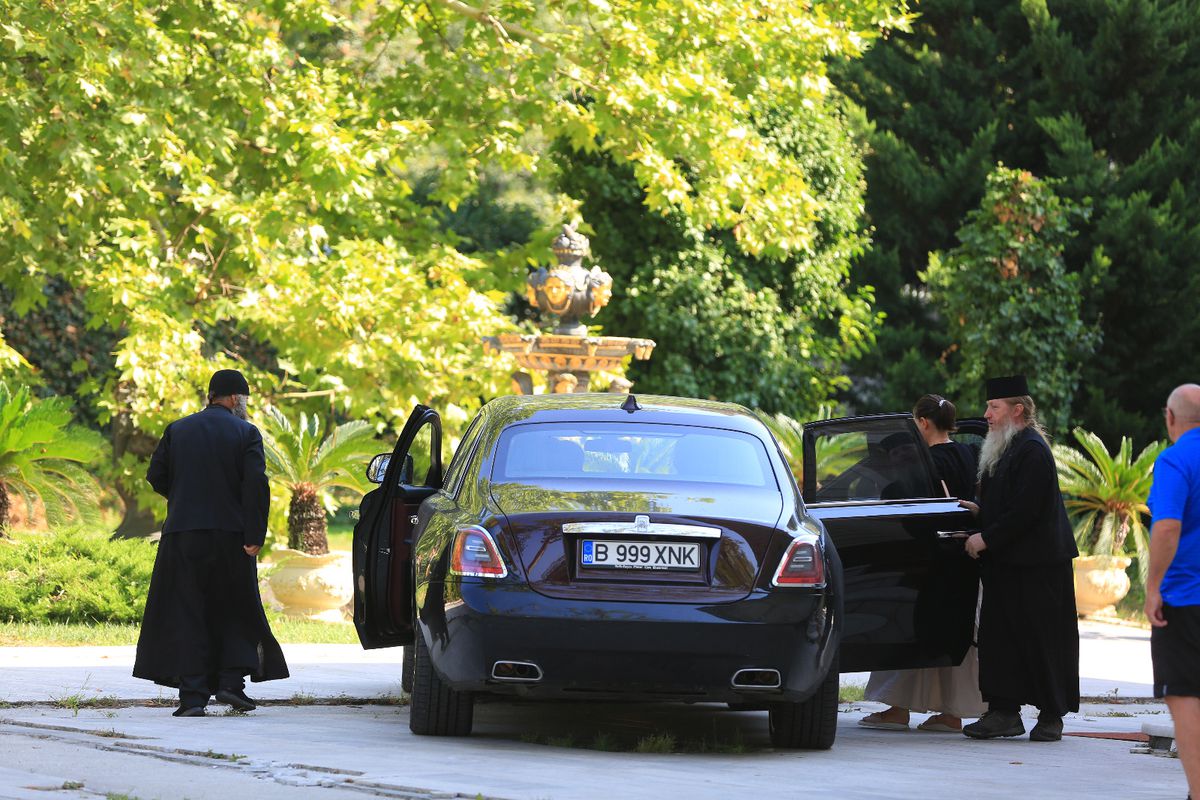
[492,422,777,489]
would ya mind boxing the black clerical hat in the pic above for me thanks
[985,374,1029,400]
[208,369,250,397]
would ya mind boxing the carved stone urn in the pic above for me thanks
[267,549,354,623]
[1073,554,1133,618]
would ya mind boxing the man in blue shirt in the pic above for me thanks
[1147,383,1200,800]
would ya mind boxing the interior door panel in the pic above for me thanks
[808,500,978,672]
[353,405,442,650]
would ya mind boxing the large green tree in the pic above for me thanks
[554,99,879,417]
[835,0,1200,444]
[1,0,911,519]
[923,166,1100,430]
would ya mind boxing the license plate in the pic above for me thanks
[580,540,700,571]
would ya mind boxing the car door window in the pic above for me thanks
[806,417,935,502]
[951,417,986,464]
[407,422,437,487]
[441,416,484,498]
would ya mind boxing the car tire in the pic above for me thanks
[768,661,839,750]
[401,643,414,695]
[409,632,474,736]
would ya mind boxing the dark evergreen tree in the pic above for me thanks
[833,0,1039,413]
[1026,0,1200,446]
[836,0,1200,446]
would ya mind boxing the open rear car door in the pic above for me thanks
[353,405,442,650]
[802,414,979,673]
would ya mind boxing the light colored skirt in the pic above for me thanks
[863,646,986,719]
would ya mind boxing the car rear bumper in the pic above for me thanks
[416,580,836,703]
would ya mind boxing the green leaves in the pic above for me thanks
[1053,426,1165,586]
[923,166,1099,431]
[1,0,911,504]
[259,403,378,552]
[261,405,378,495]
[557,95,878,417]
[0,382,105,531]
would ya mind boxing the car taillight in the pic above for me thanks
[450,526,508,579]
[772,534,826,588]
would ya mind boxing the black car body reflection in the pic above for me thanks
[353,395,979,749]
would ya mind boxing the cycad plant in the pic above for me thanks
[760,405,843,487]
[1053,428,1166,586]
[0,381,104,533]
[260,406,377,555]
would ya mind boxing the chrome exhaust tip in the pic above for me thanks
[731,668,782,690]
[492,661,544,683]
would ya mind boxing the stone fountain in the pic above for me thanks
[483,224,655,394]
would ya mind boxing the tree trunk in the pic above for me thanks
[288,483,328,555]
[0,482,10,535]
[110,409,163,539]
[112,483,160,539]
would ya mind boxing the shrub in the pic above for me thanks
[0,528,156,624]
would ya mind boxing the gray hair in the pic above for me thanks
[1000,395,1049,442]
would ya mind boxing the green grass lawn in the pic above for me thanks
[0,612,358,647]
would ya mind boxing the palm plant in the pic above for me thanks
[760,405,844,486]
[1053,427,1166,586]
[259,405,378,555]
[0,381,104,533]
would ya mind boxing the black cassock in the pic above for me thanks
[977,426,1079,715]
[133,405,288,691]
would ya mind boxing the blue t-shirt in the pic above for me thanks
[1149,427,1200,606]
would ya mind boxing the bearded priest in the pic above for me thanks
[961,375,1080,742]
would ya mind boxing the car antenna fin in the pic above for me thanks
[621,394,641,413]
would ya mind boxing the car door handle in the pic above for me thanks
[936,530,977,539]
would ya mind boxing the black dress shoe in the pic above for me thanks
[172,705,206,717]
[1030,716,1063,742]
[963,710,1025,739]
[215,687,257,711]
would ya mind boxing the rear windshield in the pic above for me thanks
[492,422,778,489]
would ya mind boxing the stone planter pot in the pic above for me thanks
[266,549,353,623]
[1073,554,1133,618]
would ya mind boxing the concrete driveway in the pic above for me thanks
[0,621,1186,800]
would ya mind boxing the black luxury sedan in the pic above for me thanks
[352,393,981,749]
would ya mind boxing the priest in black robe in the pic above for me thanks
[962,375,1079,742]
[133,369,288,716]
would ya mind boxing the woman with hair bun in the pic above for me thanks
[858,394,985,733]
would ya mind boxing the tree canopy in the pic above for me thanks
[836,0,1200,443]
[1,0,911,522]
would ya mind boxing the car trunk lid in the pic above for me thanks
[490,482,784,603]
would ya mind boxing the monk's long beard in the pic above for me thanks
[978,419,1020,479]
[232,394,249,420]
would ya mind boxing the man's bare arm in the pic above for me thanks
[1145,519,1182,627]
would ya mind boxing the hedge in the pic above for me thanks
[0,529,156,624]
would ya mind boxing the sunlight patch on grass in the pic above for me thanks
[0,615,358,646]
[839,683,866,703]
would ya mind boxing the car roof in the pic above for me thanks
[479,393,770,436]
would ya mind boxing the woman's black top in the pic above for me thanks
[929,441,978,501]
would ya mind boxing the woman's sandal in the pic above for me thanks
[917,716,962,733]
[858,711,910,731]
